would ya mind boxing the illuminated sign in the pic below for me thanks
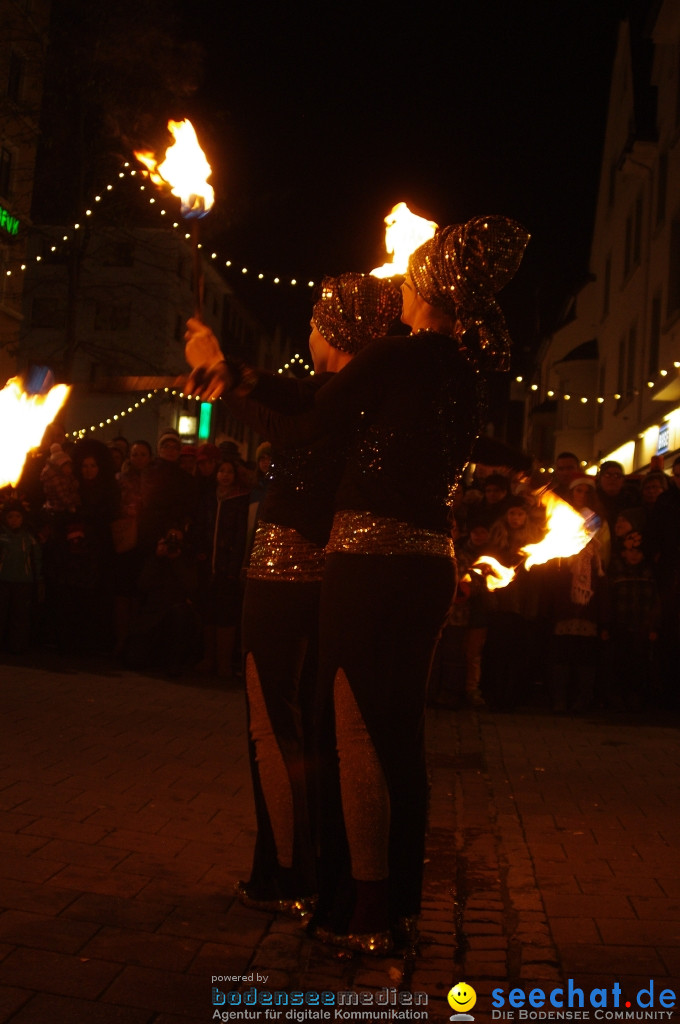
[658,422,670,454]
[198,401,212,441]
[0,205,19,237]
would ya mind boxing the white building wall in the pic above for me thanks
[19,225,287,455]
[531,4,680,471]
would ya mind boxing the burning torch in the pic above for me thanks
[464,489,595,592]
[0,372,70,488]
[370,202,438,278]
[135,119,215,317]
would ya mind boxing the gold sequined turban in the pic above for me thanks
[408,215,530,371]
[312,273,401,354]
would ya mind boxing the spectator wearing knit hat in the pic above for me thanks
[0,499,42,654]
[39,444,80,514]
[246,441,272,556]
[194,443,221,515]
[137,429,198,553]
[647,455,680,708]
[595,461,642,532]
[605,530,660,710]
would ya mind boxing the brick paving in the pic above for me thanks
[0,657,678,1024]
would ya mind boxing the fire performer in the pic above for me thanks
[185,216,530,954]
[187,274,401,916]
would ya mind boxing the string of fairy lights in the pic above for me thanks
[7,157,680,413]
[4,162,318,291]
[0,155,319,440]
[65,353,313,439]
[514,363,680,409]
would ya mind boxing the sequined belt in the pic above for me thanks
[247,522,325,582]
[326,510,454,559]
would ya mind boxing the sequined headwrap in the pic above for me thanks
[408,215,530,371]
[312,273,401,354]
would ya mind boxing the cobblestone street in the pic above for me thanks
[0,658,678,1024]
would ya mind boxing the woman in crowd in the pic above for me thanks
[543,475,610,712]
[185,215,530,954]
[195,455,250,678]
[481,497,542,710]
[567,474,611,566]
[72,441,119,652]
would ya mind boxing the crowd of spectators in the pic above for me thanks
[1,435,679,715]
[0,429,272,678]
[429,452,680,715]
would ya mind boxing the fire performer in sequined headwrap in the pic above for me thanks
[185,216,530,956]
[186,274,401,917]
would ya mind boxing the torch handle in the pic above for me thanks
[191,220,204,319]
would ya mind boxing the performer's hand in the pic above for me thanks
[184,317,224,371]
[184,317,234,398]
[187,362,234,400]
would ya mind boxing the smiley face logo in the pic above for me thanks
[448,983,477,1015]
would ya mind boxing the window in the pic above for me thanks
[616,335,626,411]
[7,53,25,104]
[624,196,643,279]
[667,218,680,318]
[602,255,611,319]
[31,297,67,328]
[633,193,642,267]
[624,213,632,279]
[94,302,131,331]
[0,148,12,200]
[100,240,135,266]
[676,43,680,128]
[656,153,668,226]
[648,293,661,378]
[626,322,637,397]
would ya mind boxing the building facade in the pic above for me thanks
[526,1,680,474]
[0,0,50,384]
[19,221,289,457]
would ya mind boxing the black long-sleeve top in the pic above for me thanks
[225,371,348,549]
[228,333,518,536]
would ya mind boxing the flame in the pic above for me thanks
[467,556,516,592]
[134,119,214,218]
[370,202,438,278]
[0,377,70,487]
[521,490,592,570]
[462,491,592,593]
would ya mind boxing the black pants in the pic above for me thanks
[241,578,321,898]
[317,552,455,925]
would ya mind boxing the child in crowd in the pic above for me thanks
[39,444,79,514]
[0,500,42,654]
[122,526,201,675]
[605,531,660,710]
[433,513,493,708]
[481,499,542,710]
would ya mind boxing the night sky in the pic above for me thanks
[169,0,635,366]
